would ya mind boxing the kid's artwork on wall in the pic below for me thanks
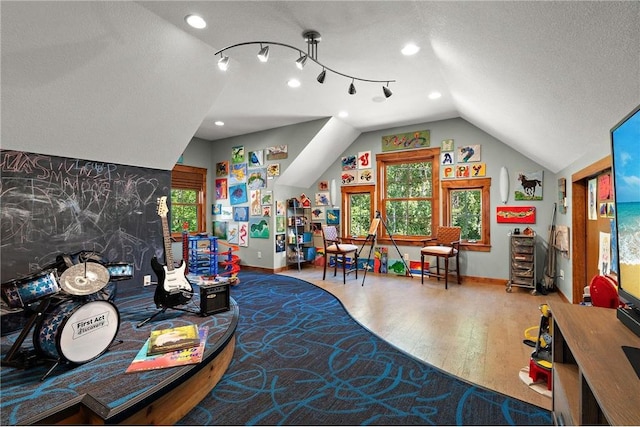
[212,204,222,215]
[276,216,285,233]
[215,178,228,200]
[358,151,372,169]
[227,222,239,244]
[441,152,454,166]
[470,163,486,177]
[442,165,455,179]
[318,180,329,191]
[315,192,330,206]
[275,233,285,252]
[248,150,264,167]
[441,139,454,152]
[250,190,261,216]
[457,145,481,163]
[496,206,536,224]
[588,178,598,220]
[266,145,287,160]
[326,209,340,225]
[558,178,567,214]
[233,206,249,222]
[231,145,245,164]
[358,169,373,183]
[247,168,267,189]
[229,184,248,205]
[261,191,273,205]
[515,170,543,200]
[238,222,249,247]
[261,205,271,217]
[276,200,285,216]
[216,161,229,177]
[341,155,357,170]
[456,165,470,178]
[229,163,247,185]
[598,173,613,200]
[381,130,430,152]
[249,218,269,239]
[214,221,228,240]
[266,163,280,177]
[341,170,357,184]
[311,207,326,220]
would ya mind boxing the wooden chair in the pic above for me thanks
[420,226,461,289]
[321,225,358,284]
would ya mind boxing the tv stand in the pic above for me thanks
[551,303,640,425]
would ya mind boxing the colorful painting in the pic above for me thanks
[358,151,372,169]
[315,192,330,206]
[238,222,249,247]
[266,163,280,177]
[341,155,357,170]
[219,206,233,219]
[250,190,261,216]
[516,170,543,200]
[213,221,227,240]
[249,218,269,239]
[262,205,271,217]
[358,169,373,183]
[261,190,273,205]
[341,170,357,185]
[312,222,323,236]
[598,173,613,200]
[231,145,246,164]
[382,130,430,152]
[276,200,285,216]
[326,209,340,225]
[387,259,407,276]
[215,178,228,200]
[212,204,222,215]
[229,163,247,185]
[311,207,326,220]
[441,139,454,152]
[216,161,229,177]
[318,180,329,191]
[442,165,455,179]
[470,163,486,177]
[248,150,264,167]
[599,202,608,217]
[266,145,287,160]
[247,168,267,189]
[276,216,285,233]
[441,152,454,165]
[457,144,481,162]
[300,193,311,208]
[496,206,536,224]
[227,222,239,244]
[374,247,388,273]
[275,234,285,253]
[233,206,249,222]
[229,184,248,205]
[456,165,470,178]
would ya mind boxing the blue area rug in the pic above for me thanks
[179,272,552,425]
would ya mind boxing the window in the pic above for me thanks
[376,149,440,245]
[170,164,207,238]
[441,178,491,252]
[341,185,374,238]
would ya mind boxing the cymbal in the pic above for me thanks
[59,262,110,296]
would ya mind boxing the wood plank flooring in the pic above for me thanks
[279,267,566,410]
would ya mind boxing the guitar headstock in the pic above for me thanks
[156,196,168,218]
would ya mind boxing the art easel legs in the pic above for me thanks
[358,233,377,286]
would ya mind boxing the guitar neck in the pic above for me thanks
[161,215,175,272]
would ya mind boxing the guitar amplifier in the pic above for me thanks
[199,283,230,316]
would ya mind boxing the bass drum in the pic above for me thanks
[34,299,119,364]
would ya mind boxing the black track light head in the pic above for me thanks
[257,45,269,62]
[317,69,326,84]
[383,84,393,98]
[348,80,356,95]
[296,54,308,70]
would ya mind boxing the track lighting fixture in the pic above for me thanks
[317,68,326,83]
[382,83,393,98]
[348,80,356,95]
[257,44,269,62]
[214,30,395,96]
[217,55,230,71]
[296,54,308,70]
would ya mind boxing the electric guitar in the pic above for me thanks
[151,196,193,308]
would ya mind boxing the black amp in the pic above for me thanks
[199,283,230,316]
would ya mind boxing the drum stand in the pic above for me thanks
[136,305,200,328]
[1,298,52,369]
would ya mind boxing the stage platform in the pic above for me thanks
[0,283,238,425]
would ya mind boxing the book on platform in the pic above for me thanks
[126,326,208,373]
[147,323,200,356]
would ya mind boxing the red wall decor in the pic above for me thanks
[496,206,536,224]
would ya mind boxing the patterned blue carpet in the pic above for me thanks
[179,272,552,425]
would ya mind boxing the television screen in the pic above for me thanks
[611,103,640,337]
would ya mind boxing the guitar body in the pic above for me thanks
[151,196,193,308]
[151,257,192,308]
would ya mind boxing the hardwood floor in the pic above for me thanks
[279,266,566,410]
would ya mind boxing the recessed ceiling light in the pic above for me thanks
[215,121,224,126]
[401,43,420,56]
[185,14,206,29]
[338,111,349,118]
[287,79,301,88]
[428,91,442,100]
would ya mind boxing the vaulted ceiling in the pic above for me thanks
[2,1,638,173]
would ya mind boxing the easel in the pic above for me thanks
[358,212,412,286]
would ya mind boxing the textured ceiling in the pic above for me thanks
[2,1,639,172]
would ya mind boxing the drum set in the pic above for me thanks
[1,252,133,380]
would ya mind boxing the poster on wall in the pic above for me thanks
[588,178,597,220]
[598,232,611,275]
[238,222,249,247]
[248,150,264,167]
[457,145,481,163]
[358,151,372,169]
[231,145,246,164]
[381,130,430,152]
[341,155,357,170]
[227,222,239,244]
[598,173,613,200]
[229,184,248,205]
[249,218,269,239]
[229,163,247,185]
[515,170,543,201]
[441,139,454,152]
[341,170,357,184]
[216,161,229,177]
[496,206,536,224]
[266,145,287,160]
[215,178,228,200]
[358,169,373,183]
[470,163,486,177]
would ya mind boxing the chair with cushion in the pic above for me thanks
[321,225,358,284]
[420,226,461,289]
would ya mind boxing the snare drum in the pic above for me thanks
[34,299,119,364]
[1,271,60,309]
[105,262,133,281]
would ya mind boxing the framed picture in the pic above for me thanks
[216,161,229,177]
[233,206,249,222]
[496,206,536,224]
[229,184,248,205]
[457,144,481,162]
[516,170,543,200]
[231,145,246,164]
[249,218,269,239]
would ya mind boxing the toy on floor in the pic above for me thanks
[522,303,553,391]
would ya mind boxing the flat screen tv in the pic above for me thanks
[611,103,640,338]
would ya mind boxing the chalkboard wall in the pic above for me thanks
[0,150,171,285]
